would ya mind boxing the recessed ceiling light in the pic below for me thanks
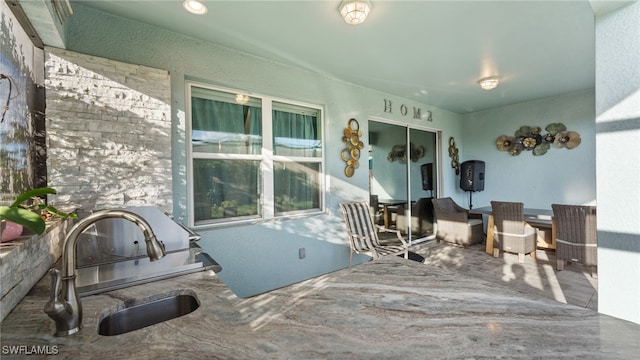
[183,0,208,15]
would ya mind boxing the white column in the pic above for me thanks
[595,1,640,325]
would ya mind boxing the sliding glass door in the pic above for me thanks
[369,120,438,243]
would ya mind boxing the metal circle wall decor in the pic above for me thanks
[448,137,460,175]
[342,118,364,177]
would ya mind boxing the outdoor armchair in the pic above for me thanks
[552,204,597,274]
[491,201,537,263]
[431,197,484,247]
[396,197,434,237]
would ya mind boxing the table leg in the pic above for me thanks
[485,215,495,254]
[383,205,390,229]
[551,218,556,250]
[531,223,554,250]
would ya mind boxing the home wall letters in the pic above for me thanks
[384,99,432,122]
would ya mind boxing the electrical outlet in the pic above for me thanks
[298,247,306,259]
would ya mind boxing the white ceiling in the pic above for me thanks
[68,0,602,114]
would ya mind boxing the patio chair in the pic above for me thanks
[491,201,536,263]
[431,197,484,247]
[339,201,409,268]
[552,204,597,274]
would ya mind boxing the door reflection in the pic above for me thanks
[369,121,438,243]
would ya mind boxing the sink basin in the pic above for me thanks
[98,293,199,336]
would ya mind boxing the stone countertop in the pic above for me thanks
[2,256,640,359]
[1,270,228,359]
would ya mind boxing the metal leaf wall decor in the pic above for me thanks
[387,142,425,163]
[496,123,581,156]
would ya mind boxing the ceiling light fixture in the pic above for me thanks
[338,0,372,25]
[477,76,501,91]
[183,0,208,15]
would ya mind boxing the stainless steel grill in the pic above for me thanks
[74,206,219,296]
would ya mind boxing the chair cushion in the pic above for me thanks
[467,219,483,226]
[497,227,536,254]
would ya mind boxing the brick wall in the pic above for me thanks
[44,48,172,215]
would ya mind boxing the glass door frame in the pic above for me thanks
[368,116,442,245]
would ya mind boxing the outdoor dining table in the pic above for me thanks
[377,199,407,229]
[468,206,556,254]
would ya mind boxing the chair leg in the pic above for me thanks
[493,248,500,258]
[556,259,564,271]
[530,250,536,259]
[404,249,408,259]
[518,253,525,263]
[349,250,353,270]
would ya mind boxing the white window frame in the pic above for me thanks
[186,82,325,228]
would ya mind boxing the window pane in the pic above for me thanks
[274,161,321,214]
[272,102,321,157]
[193,159,261,223]
[191,87,262,155]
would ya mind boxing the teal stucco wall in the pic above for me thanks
[61,4,463,297]
[57,4,603,300]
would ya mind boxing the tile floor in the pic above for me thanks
[409,240,598,311]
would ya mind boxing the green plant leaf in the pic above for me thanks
[10,187,57,207]
[0,206,46,235]
[44,206,77,219]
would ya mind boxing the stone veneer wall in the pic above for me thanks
[44,47,172,216]
[0,219,72,321]
[0,49,173,322]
